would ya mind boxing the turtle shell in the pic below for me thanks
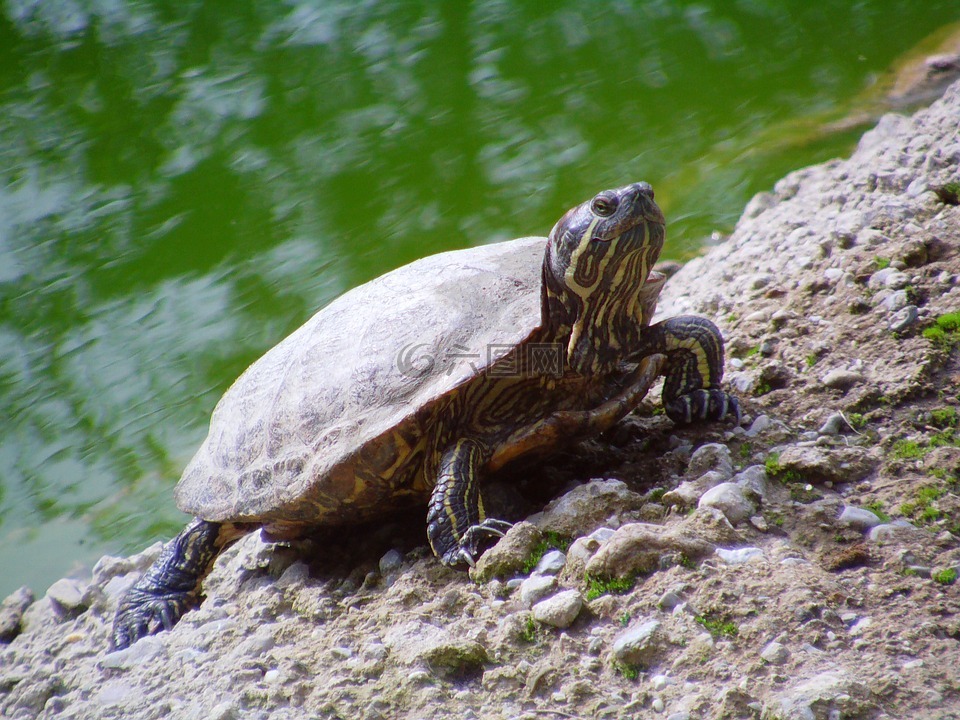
[175,236,548,525]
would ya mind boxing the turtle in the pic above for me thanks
[111,181,740,650]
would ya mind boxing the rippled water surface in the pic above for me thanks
[2,1,958,597]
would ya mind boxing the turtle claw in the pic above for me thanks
[439,519,514,568]
[666,389,741,426]
[111,587,194,650]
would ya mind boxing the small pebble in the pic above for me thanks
[534,549,567,576]
[838,506,883,530]
[651,674,673,691]
[889,305,918,332]
[760,641,790,665]
[613,619,663,665]
[652,697,665,712]
[820,369,863,390]
[818,413,846,435]
[379,549,404,575]
[531,590,582,629]
[519,575,557,608]
[658,591,684,611]
[716,547,764,564]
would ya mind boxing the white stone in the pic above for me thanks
[698,483,755,525]
[533,549,566,576]
[760,641,790,664]
[838,506,882,530]
[716,547,764,564]
[519,575,557,608]
[531,590,582,629]
[612,619,663,666]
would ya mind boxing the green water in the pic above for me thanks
[1,1,957,599]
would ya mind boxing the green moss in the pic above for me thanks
[931,407,959,429]
[764,452,803,483]
[696,613,739,638]
[900,484,949,528]
[873,257,891,270]
[585,574,635,601]
[618,611,632,627]
[789,484,822,503]
[848,413,867,431]
[615,662,640,680]
[923,312,960,350]
[864,501,890,523]
[753,380,772,397]
[805,353,819,368]
[520,615,539,643]
[738,442,753,460]
[933,181,960,205]
[521,532,572,574]
[931,428,958,448]
[647,487,667,503]
[891,439,924,460]
[933,568,958,586]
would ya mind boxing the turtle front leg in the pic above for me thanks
[427,439,511,567]
[639,316,741,425]
[111,519,240,650]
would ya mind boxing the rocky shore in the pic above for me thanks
[3,80,960,720]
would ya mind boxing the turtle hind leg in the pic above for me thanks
[111,519,243,650]
[640,316,741,426]
[427,439,510,568]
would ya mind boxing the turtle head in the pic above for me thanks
[542,182,665,374]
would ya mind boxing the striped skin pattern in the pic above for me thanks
[111,183,739,648]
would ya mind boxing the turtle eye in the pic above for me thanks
[591,194,618,217]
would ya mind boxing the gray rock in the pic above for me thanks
[527,479,645,537]
[584,521,716,580]
[879,289,909,311]
[732,465,776,503]
[838,506,883,530]
[698,482,756,525]
[657,591,684,611]
[662,470,727,508]
[612,619,664,666]
[820,368,863,390]
[533,549,566,576]
[760,641,790,664]
[471,521,542,582]
[775,444,878,484]
[46,578,87,614]
[745,414,777,437]
[687,443,734,479]
[817,413,846,435]
[518,575,557,608]
[716,547,764,564]
[868,520,918,543]
[378,549,404,576]
[531,589,582,629]
[100,635,167,670]
[771,670,874,720]
[0,586,34,642]
[889,304,919,332]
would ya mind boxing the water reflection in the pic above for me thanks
[1,0,957,595]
